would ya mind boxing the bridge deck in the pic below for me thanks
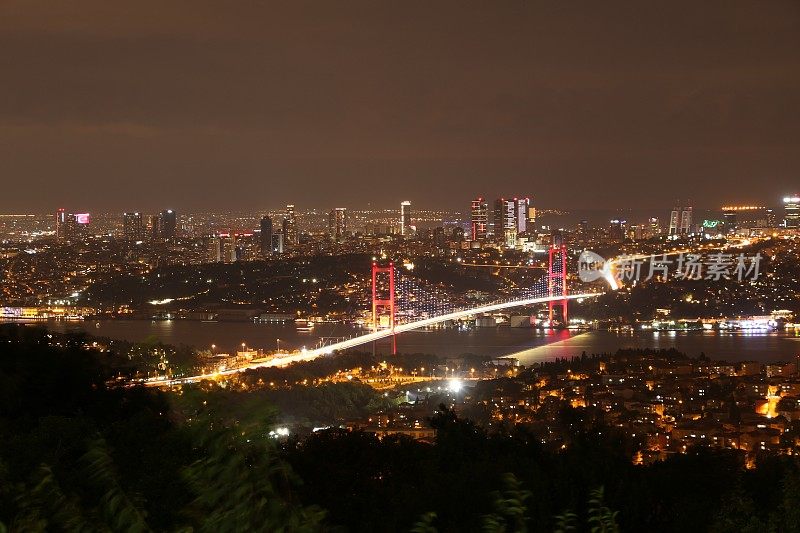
[139,292,599,387]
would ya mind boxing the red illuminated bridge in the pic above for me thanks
[140,244,601,387]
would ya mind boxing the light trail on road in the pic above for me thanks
[139,292,601,387]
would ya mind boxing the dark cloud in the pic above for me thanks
[1,1,798,212]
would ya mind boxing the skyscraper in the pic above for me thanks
[527,205,537,231]
[271,232,284,254]
[491,196,529,244]
[766,208,776,228]
[328,208,348,242]
[260,215,273,257]
[55,208,68,241]
[470,197,488,241]
[668,208,680,236]
[72,213,90,239]
[669,204,692,236]
[148,214,161,240]
[515,198,529,234]
[492,198,516,244]
[283,204,297,245]
[577,219,589,241]
[123,212,145,241]
[722,207,737,233]
[680,206,693,234]
[609,219,626,242]
[785,196,800,228]
[433,226,447,248]
[400,201,412,236]
[649,217,661,236]
[500,199,517,246]
[160,209,177,239]
[55,210,87,241]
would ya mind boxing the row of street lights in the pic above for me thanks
[208,338,284,355]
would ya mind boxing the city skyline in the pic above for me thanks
[1,1,798,212]
[4,191,800,216]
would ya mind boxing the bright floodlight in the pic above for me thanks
[449,379,462,393]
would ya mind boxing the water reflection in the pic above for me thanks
[40,319,800,364]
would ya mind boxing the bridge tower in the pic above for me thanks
[371,261,397,354]
[548,239,568,325]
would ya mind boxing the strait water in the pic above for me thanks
[37,320,800,364]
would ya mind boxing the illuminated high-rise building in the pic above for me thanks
[503,199,517,246]
[492,198,505,239]
[680,206,693,234]
[148,214,161,240]
[160,209,177,239]
[609,219,626,242]
[260,215,273,257]
[55,210,88,241]
[527,205,537,231]
[784,195,800,228]
[492,198,517,245]
[207,235,236,263]
[720,205,768,231]
[207,235,235,263]
[400,201,412,236]
[283,204,297,245]
[470,197,488,241]
[490,196,530,244]
[668,208,679,236]
[123,212,145,241]
[271,232,284,254]
[648,217,661,237]
[669,204,692,236]
[515,198,530,234]
[722,207,737,233]
[328,207,348,242]
[55,208,68,241]
[766,208,776,228]
[577,219,589,240]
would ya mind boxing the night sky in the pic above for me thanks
[1,1,798,212]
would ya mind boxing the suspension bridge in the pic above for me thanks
[140,243,602,386]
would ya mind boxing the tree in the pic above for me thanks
[411,512,438,533]
[182,423,325,532]
[587,487,619,533]
[481,473,531,533]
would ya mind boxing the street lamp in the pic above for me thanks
[276,338,281,351]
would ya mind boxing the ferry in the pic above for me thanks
[295,319,314,331]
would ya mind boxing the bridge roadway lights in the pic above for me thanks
[138,293,601,387]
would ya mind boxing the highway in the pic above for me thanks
[139,292,600,387]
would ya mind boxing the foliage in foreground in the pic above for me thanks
[3,324,800,532]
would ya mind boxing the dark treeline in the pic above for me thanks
[2,324,800,532]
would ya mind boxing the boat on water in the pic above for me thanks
[295,319,314,331]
